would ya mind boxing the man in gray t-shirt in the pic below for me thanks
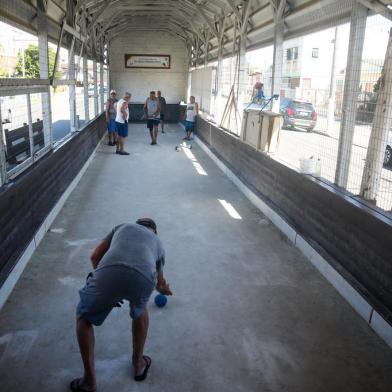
[71,218,172,391]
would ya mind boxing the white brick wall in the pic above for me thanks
[109,31,189,103]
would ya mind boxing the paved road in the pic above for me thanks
[276,126,392,211]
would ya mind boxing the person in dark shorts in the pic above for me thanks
[115,92,131,155]
[157,90,167,133]
[105,90,118,145]
[144,91,161,145]
[70,219,173,391]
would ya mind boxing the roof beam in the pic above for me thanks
[195,3,220,38]
[357,0,392,21]
[225,0,242,21]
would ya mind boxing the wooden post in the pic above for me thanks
[360,29,392,202]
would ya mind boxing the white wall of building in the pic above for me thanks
[109,31,188,103]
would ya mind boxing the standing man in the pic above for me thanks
[144,91,161,145]
[184,96,199,140]
[157,90,167,134]
[105,90,118,146]
[70,218,173,391]
[115,92,131,155]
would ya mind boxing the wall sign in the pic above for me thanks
[124,54,171,69]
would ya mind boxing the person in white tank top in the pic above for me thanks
[115,92,131,155]
[184,96,199,140]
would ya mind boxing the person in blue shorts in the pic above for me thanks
[70,219,173,391]
[105,90,118,146]
[115,92,131,155]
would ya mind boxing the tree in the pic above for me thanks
[15,44,59,79]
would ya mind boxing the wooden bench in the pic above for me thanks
[4,120,45,165]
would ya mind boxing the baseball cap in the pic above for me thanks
[110,89,116,94]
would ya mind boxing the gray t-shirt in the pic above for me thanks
[99,223,165,284]
[146,98,159,118]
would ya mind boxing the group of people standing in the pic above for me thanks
[105,90,198,152]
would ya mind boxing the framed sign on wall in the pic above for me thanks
[124,54,171,69]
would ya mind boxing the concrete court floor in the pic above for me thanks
[0,124,392,392]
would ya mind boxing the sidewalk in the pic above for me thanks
[0,123,391,392]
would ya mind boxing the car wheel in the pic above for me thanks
[384,145,392,166]
[307,126,315,132]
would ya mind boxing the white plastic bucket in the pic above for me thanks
[299,157,315,174]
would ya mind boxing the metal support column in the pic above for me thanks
[237,0,253,119]
[271,18,284,113]
[100,63,104,112]
[27,94,34,157]
[93,60,98,117]
[106,66,110,96]
[37,0,53,146]
[83,56,89,121]
[214,16,226,122]
[237,31,247,121]
[360,29,392,201]
[327,27,339,134]
[215,41,224,120]
[334,3,367,188]
[69,43,77,132]
[0,108,8,185]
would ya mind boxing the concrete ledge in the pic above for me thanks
[195,134,392,349]
[0,134,104,311]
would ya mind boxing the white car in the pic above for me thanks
[0,97,12,124]
[385,131,392,166]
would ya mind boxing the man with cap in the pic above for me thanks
[157,90,167,134]
[115,92,132,155]
[70,218,172,391]
[105,90,118,146]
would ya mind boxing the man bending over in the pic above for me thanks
[70,218,172,391]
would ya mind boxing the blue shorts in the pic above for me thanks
[160,113,165,121]
[107,119,116,133]
[185,121,195,132]
[115,121,128,138]
[77,266,155,326]
[147,118,159,129]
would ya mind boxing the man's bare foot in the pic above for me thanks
[69,377,96,392]
[133,356,152,381]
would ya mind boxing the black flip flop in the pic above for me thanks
[134,355,152,382]
[69,378,96,392]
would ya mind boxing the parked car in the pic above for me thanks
[280,98,317,132]
[384,131,392,166]
[0,97,12,124]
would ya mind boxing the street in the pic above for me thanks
[276,117,392,212]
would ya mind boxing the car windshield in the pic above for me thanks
[293,102,313,111]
